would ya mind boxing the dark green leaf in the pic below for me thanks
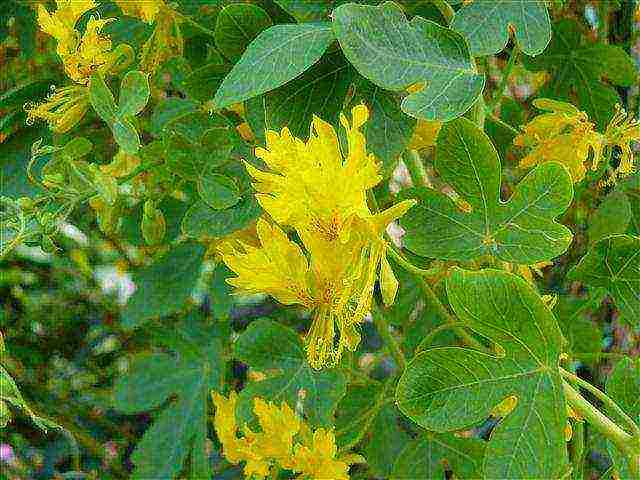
[234,319,346,426]
[181,196,261,239]
[213,23,335,108]
[397,269,569,479]
[214,4,272,62]
[401,118,574,264]
[197,173,240,210]
[451,0,551,56]
[274,0,332,22]
[149,97,199,137]
[365,404,412,478]
[183,63,232,102]
[588,192,631,245]
[333,1,484,121]
[121,242,206,328]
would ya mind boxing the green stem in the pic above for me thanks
[415,322,464,353]
[569,419,585,480]
[387,246,441,279]
[404,150,430,188]
[562,381,640,476]
[430,0,455,24]
[372,307,407,371]
[489,45,520,110]
[560,367,640,438]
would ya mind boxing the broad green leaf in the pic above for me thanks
[332,1,484,121]
[246,51,353,143]
[401,118,574,264]
[274,0,332,22]
[588,192,631,245]
[183,62,231,102]
[213,23,335,108]
[365,404,412,478]
[396,269,569,479]
[121,242,206,329]
[351,77,416,176]
[451,0,551,56]
[181,195,260,239]
[334,384,384,449]
[524,19,637,128]
[112,117,140,155]
[197,173,240,210]
[569,235,640,327]
[620,174,640,236]
[149,97,198,137]
[606,357,640,478]
[113,326,223,480]
[234,319,346,426]
[89,74,119,125]
[214,4,272,62]
[118,70,150,118]
[392,432,485,479]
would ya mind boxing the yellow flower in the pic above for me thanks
[221,106,415,368]
[115,0,164,24]
[514,98,603,183]
[211,393,362,479]
[599,104,639,185]
[24,85,90,133]
[37,0,96,57]
[63,16,115,84]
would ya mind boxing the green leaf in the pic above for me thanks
[112,117,140,155]
[183,63,232,102]
[149,97,198,137]
[274,0,332,22]
[332,1,484,121]
[391,432,485,479]
[588,192,631,245]
[401,118,574,264]
[620,174,640,236]
[121,242,206,329]
[213,23,335,108]
[246,51,353,143]
[113,327,223,480]
[197,173,240,210]
[214,4,272,62]
[396,269,569,479]
[89,74,119,125]
[365,404,412,478]
[181,195,261,239]
[569,235,640,327]
[334,384,384,449]
[451,0,551,56]
[234,319,346,426]
[524,19,637,128]
[351,77,417,176]
[118,71,150,118]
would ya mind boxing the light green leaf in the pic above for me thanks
[569,234,640,327]
[334,384,384,449]
[524,19,638,128]
[606,357,640,478]
[112,117,140,155]
[246,51,353,143]
[401,118,574,264]
[113,326,223,480]
[397,269,569,479]
[181,195,260,239]
[121,242,206,329]
[620,174,640,236]
[588,192,631,245]
[392,432,485,479]
[118,70,150,118]
[197,173,240,210]
[214,4,272,62]
[332,1,484,121]
[213,23,335,108]
[89,74,119,125]
[149,97,198,137]
[365,404,412,478]
[451,0,551,56]
[234,319,346,426]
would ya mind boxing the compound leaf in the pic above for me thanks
[332,1,484,121]
[234,319,346,426]
[213,23,335,108]
[451,0,551,56]
[401,118,574,264]
[396,269,569,479]
[569,234,640,327]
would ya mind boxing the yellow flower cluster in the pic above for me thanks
[219,106,416,369]
[25,85,89,134]
[36,0,114,84]
[514,99,639,185]
[212,392,363,479]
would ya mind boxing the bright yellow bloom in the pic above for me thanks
[515,99,639,185]
[221,106,415,368]
[37,0,96,57]
[24,85,90,133]
[514,99,603,183]
[115,0,164,23]
[63,17,114,84]
[211,393,362,479]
